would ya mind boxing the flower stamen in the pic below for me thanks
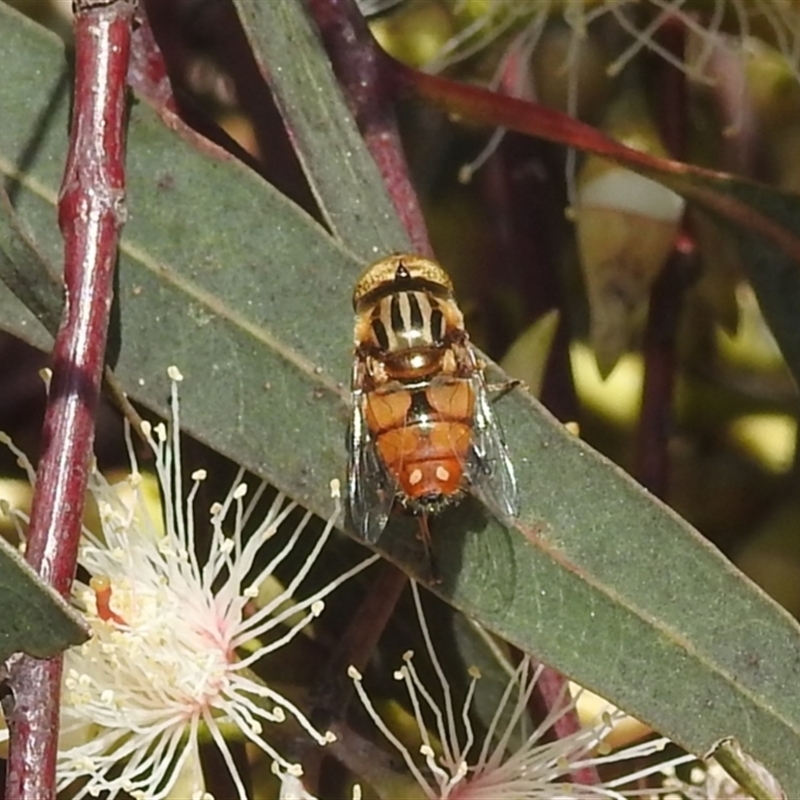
[89,575,128,627]
[1,367,379,800]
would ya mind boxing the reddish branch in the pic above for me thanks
[127,7,178,114]
[460,36,591,784]
[4,3,132,799]
[310,559,407,792]
[635,17,692,497]
[636,238,695,496]
[480,41,577,422]
[391,58,800,266]
[313,559,408,721]
[306,0,432,256]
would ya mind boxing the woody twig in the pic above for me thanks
[4,2,133,798]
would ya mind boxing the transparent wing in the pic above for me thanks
[469,373,519,522]
[347,383,397,543]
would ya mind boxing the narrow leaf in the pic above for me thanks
[231,0,410,258]
[0,536,88,661]
[0,186,62,336]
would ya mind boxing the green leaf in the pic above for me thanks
[0,535,88,661]
[0,185,62,336]
[230,0,409,258]
[3,3,800,795]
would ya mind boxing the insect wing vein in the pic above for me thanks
[469,373,519,522]
[348,386,396,543]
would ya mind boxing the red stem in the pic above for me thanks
[127,5,178,115]
[305,0,432,256]
[313,560,408,720]
[478,40,588,779]
[310,561,407,794]
[635,16,690,497]
[635,240,695,496]
[525,657,601,786]
[4,3,132,798]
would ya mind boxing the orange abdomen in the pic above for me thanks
[364,377,476,504]
[376,421,472,500]
[388,422,472,500]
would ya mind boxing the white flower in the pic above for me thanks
[273,762,364,800]
[274,763,319,800]
[350,580,695,800]
[1,366,378,800]
[430,1,800,85]
[423,1,800,187]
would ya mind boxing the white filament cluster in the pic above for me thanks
[351,581,695,800]
[1,367,378,800]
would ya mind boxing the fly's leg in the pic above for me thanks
[486,378,524,402]
[416,512,441,584]
[417,510,432,553]
[474,352,525,400]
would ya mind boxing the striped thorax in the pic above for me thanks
[353,255,464,381]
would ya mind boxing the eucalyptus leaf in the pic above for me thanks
[2,3,800,795]
[231,0,410,258]
[0,535,88,661]
[0,185,62,336]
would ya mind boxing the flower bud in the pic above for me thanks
[574,79,685,376]
[370,0,456,69]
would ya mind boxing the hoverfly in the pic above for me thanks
[347,254,518,549]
